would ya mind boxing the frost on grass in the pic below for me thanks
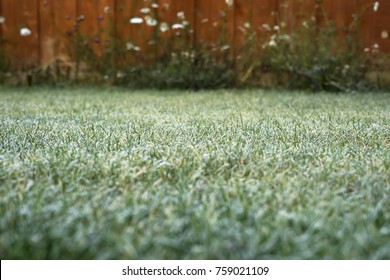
[0,90,389,259]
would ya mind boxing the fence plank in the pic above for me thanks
[322,0,357,30]
[251,0,278,41]
[39,0,56,65]
[116,0,146,53]
[52,0,77,63]
[1,0,40,69]
[0,0,3,41]
[233,0,277,52]
[233,0,252,51]
[359,0,390,53]
[196,0,227,45]
[77,0,102,55]
[98,0,116,48]
[285,0,317,31]
[158,0,195,43]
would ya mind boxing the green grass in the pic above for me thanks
[0,88,389,259]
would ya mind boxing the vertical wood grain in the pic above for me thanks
[53,0,77,61]
[1,0,39,69]
[39,0,55,64]
[359,0,390,52]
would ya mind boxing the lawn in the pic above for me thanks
[0,88,389,259]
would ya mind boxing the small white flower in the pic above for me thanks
[364,48,370,53]
[104,6,110,13]
[20,27,32,37]
[126,42,134,50]
[177,11,185,20]
[126,42,141,52]
[145,16,157,26]
[140,7,150,14]
[268,39,277,47]
[238,26,246,33]
[279,34,290,41]
[151,3,159,8]
[220,45,230,52]
[273,25,280,31]
[262,23,271,31]
[201,18,209,24]
[172,23,184,29]
[244,22,251,29]
[372,43,380,53]
[381,30,388,39]
[159,22,169,32]
[0,16,5,24]
[302,21,308,28]
[130,17,143,24]
[343,64,350,72]
[76,15,85,21]
[225,0,234,7]
[373,1,379,12]
[183,20,189,26]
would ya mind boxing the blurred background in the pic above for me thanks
[0,0,389,90]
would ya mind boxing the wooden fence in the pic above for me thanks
[0,0,389,70]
